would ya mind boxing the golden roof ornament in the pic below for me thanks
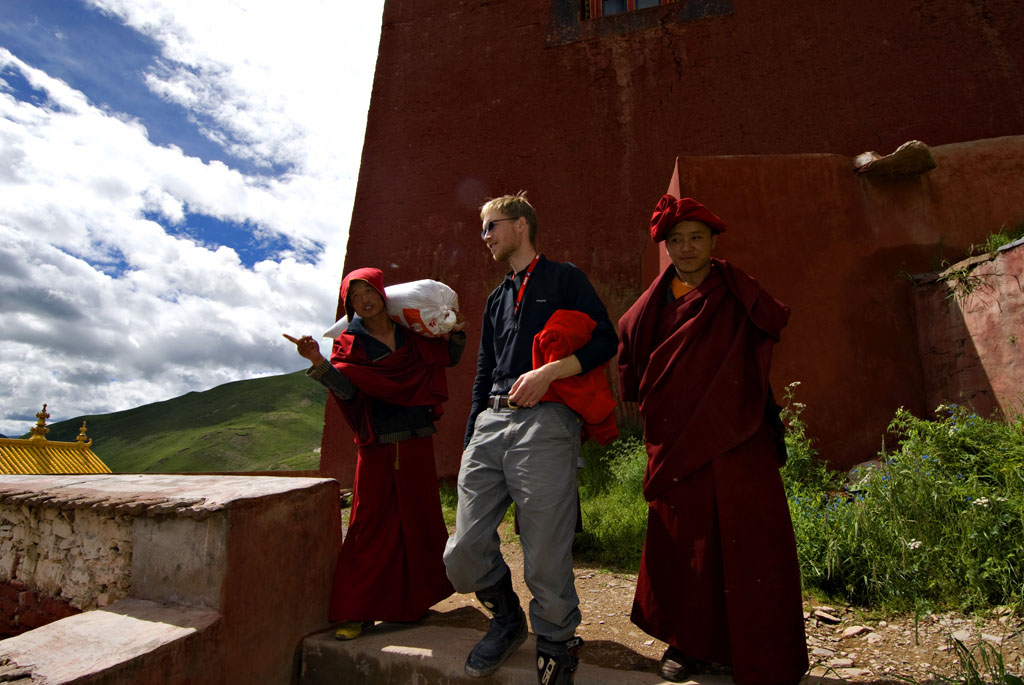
[76,421,92,448]
[29,403,50,442]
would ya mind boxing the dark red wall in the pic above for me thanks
[322,0,1024,484]
[0,580,80,638]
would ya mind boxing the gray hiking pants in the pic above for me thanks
[443,402,582,641]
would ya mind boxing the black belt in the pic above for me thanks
[487,395,520,410]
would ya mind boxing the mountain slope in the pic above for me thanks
[41,371,329,473]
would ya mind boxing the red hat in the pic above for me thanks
[649,194,726,242]
[340,267,387,320]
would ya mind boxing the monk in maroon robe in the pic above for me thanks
[617,196,808,684]
[285,267,463,640]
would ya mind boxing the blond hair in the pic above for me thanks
[480,191,537,244]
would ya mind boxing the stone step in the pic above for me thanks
[300,622,735,684]
[0,599,220,683]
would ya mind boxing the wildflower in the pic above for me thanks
[788,381,801,388]
[906,539,923,550]
[972,497,990,507]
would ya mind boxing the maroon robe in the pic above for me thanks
[618,259,808,684]
[327,316,454,622]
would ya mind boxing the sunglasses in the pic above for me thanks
[481,217,517,239]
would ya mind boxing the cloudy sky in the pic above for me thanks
[0,0,385,436]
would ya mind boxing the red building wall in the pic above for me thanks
[322,0,1024,484]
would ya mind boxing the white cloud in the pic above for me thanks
[0,1,383,435]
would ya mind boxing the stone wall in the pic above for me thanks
[0,504,133,634]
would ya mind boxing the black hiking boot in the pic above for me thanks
[464,571,528,677]
[536,635,583,684]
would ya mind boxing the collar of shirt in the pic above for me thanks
[345,315,404,361]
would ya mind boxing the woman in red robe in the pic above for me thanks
[617,196,808,684]
[285,267,464,639]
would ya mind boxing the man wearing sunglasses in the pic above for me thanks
[444,191,617,684]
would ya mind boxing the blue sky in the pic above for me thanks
[0,0,385,435]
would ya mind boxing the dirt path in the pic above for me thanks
[424,535,1023,682]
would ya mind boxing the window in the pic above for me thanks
[582,0,676,19]
[549,0,733,47]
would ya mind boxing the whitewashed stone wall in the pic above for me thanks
[0,504,133,611]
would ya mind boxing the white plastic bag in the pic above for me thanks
[321,279,459,339]
[385,279,459,337]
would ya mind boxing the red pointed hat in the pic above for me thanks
[650,194,727,242]
[340,267,387,320]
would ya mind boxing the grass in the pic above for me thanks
[976,222,1024,256]
[935,635,1024,685]
[573,430,648,571]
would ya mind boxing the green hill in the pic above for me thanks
[40,371,329,473]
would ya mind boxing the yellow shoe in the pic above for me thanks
[334,621,372,641]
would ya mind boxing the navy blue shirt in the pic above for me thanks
[464,255,618,446]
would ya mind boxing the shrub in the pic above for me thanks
[783,395,1024,613]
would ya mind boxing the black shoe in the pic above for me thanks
[464,572,528,677]
[536,635,583,685]
[659,646,709,682]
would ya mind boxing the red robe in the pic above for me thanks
[327,326,454,622]
[618,259,808,684]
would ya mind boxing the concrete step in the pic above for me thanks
[300,622,735,684]
[0,599,221,683]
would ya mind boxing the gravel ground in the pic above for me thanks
[424,532,1023,682]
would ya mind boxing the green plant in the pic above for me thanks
[779,381,845,498]
[978,222,1024,256]
[931,221,1023,306]
[928,632,1024,685]
[785,398,1024,613]
[941,262,986,306]
[573,430,649,571]
[439,479,459,532]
